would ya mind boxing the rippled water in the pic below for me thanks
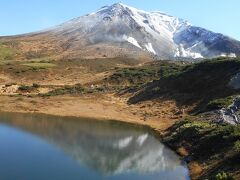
[0,112,190,180]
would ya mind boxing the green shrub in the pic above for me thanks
[25,51,42,59]
[172,120,212,142]
[169,119,240,156]
[206,96,234,111]
[22,62,56,69]
[41,84,85,96]
[234,140,240,152]
[215,172,234,180]
[18,84,40,92]
[18,85,33,91]
[32,83,40,88]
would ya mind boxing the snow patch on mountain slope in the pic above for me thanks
[175,44,203,59]
[220,53,237,58]
[123,35,142,49]
[145,43,156,55]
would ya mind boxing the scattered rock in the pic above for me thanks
[215,96,240,125]
[0,84,19,95]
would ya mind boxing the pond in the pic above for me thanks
[0,112,190,180]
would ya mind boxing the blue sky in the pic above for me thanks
[0,0,239,40]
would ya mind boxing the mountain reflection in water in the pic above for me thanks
[0,112,189,180]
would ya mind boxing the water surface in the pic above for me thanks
[0,112,189,180]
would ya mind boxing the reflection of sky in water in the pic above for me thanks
[0,112,190,180]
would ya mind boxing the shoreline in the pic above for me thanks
[0,94,196,179]
[0,94,180,133]
[0,108,165,140]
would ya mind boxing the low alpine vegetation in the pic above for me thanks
[164,119,240,179]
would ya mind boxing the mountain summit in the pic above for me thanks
[3,3,240,59]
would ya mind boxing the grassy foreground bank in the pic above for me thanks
[0,51,240,179]
[163,119,240,179]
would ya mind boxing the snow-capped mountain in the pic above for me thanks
[43,3,240,59]
[4,3,240,60]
